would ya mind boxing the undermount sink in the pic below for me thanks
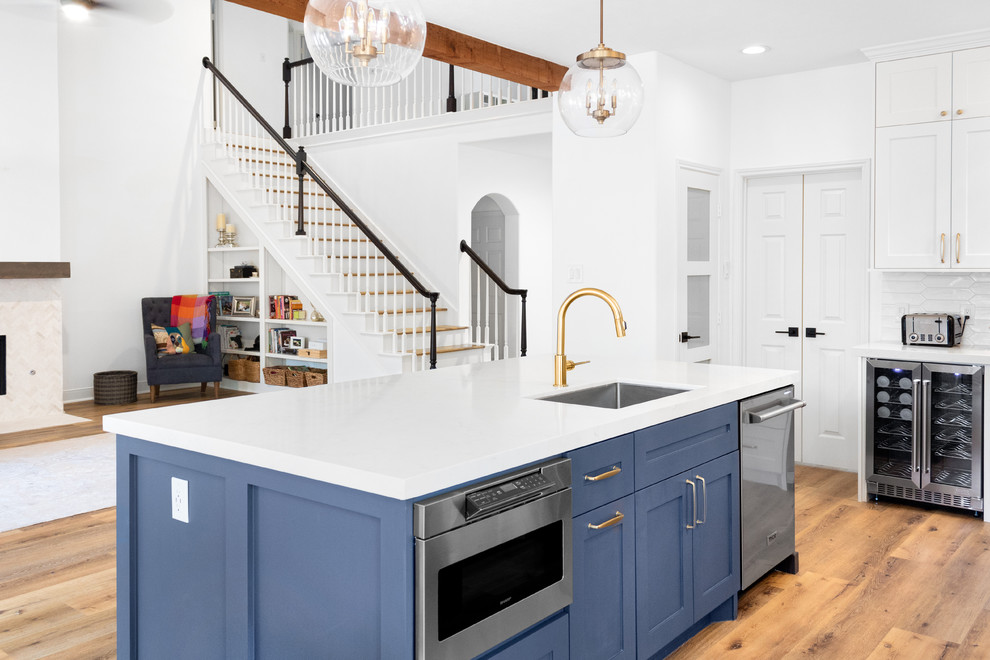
[537,382,689,409]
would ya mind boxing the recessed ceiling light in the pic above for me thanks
[741,45,769,55]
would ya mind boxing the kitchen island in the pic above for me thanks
[105,356,794,659]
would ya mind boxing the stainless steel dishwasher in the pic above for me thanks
[739,387,805,590]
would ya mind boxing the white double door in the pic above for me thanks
[744,169,868,470]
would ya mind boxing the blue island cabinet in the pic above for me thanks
[566,404,740,660]
[116,436,415,660]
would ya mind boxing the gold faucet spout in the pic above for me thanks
[554,288,626,387]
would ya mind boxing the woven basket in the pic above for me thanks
[243,360,260,383]
[285,369,307,388]
[263,366,286,386]
[304,369,328,386]
[228,359,247,381]
[93,370,137,405]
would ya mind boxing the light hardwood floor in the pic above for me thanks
[1,394,989,658]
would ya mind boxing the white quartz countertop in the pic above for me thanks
[103,357,795,500]
[854,342,990,364]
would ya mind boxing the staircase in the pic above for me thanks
[202,132,488,377]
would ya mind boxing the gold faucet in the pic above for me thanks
[554,288,626,387]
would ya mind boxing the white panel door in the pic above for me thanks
[951,117,990,268]
[677,167,719,363]
[744,170,868,469]
[874,122,952,269]
[875,53,952,127]
[744,176,803,375]
[802,171,867,470]
[952,46,990,120]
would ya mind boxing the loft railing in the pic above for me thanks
[204,56,440,370]
[460,240,527,360]
[281,56,551,139]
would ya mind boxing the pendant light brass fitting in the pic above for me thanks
[576,45,627,70]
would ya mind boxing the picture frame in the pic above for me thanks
[231,296,257,317]
[289,336,307,350]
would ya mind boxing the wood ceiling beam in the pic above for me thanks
[225,0,567,91]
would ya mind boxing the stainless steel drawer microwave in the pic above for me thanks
[413,457,572,660]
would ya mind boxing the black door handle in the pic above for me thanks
[775,327,799,337]
[805,327,826,338]
[679,331,701,343]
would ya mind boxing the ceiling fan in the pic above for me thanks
[58,0,173,23]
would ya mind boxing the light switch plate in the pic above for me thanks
[567,265,584,283]
[171,477,189,523]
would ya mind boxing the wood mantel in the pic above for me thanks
[0,262,71,279]
[226,0,567,91]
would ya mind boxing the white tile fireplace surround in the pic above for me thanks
[879,272,990,346]
[0,279,77,429]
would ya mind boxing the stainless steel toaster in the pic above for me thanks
[901,313,965,346]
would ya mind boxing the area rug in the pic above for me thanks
[0,412,90,435]
[0,433,115,533]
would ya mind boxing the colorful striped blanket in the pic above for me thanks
[170,295,215,348]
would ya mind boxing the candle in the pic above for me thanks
[216,213,226,231]
[226,223,236,235]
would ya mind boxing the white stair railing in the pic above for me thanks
[460,240,527,361]
[282,57,551,139]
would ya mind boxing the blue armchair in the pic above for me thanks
[142,297,222,403]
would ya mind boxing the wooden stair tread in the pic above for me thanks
[409,344,486,356]
[395,325,467,335]
[340,271,407,277]
[330,254,388,260]
[312,237,369,243]
[378,307,447,315]
[359,290,416,295]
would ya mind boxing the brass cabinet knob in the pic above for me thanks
[957,109,964,115]
[941,110,948,117]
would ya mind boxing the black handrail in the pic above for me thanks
[282,57,315,138]
[460,240,527,357]
[203,56,440,369]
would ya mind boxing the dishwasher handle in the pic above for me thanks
[744,398,806,424]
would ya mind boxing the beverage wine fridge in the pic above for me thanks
[866,359,984,512]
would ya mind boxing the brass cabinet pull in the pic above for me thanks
[956,233,961,264]
[696,475,707,525]
[584,465,621,482]
[686,479,697,529]
[941,110,948,117]
[940,233,946,263]
[587,511,624,530]
[957,109,964,115]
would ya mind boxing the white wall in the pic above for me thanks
[217,1,289,130]
[0,2,61,261]
[58,0,213,400]
[457,137,554,354]
[552,52,731,366]
[297,105,553,321]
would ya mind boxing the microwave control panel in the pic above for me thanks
[465,472,552,519]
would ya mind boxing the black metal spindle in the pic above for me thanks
[520,293,527,357]
[282,57,292,138]
[446,64,457,113]
[295,146,307,236]
[429,294,438,369]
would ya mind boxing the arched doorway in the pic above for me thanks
[470,194,519,358]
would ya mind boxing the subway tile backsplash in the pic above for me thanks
[880,272,990,346]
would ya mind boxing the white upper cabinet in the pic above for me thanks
[876,53,952,127]
[874,46,990,269]
[952,48,990,120]
[874,123,952,269]
[951,117,990,268]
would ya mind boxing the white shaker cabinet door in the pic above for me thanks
[874,122,952,269]
[876,53,952,127]
[953,47,990,120]
[952,117,990,268]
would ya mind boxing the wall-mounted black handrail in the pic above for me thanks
[203,56,440,369]
[460,240,527,357]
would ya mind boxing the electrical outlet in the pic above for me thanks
[896,306,908,318]
[961,304,974,319]
[171,477,189,523]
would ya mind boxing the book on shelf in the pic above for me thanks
[268,327,297,354]
[218,324,243,350]
[268,295,301,320]
[212,291,233,316]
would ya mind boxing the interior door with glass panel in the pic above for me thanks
[677,166,720,363]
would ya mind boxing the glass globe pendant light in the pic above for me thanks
[558,0,644,137]
[304,0,426,87]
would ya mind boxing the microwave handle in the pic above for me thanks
[745,398,806,424]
